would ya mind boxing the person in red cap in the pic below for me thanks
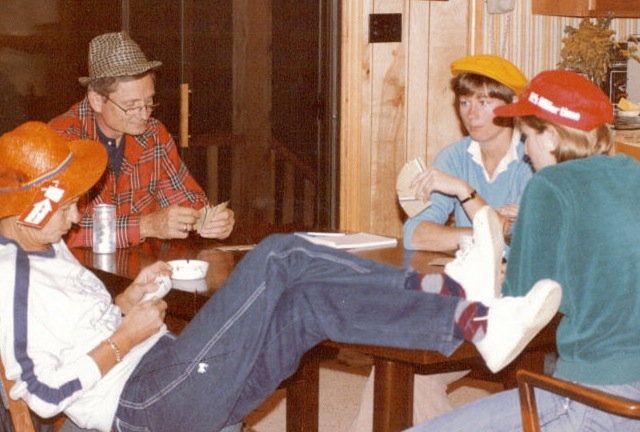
[403,54,533,253]
[409,70,640,432]
[48,32,235,248]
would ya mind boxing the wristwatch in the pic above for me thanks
[459,189,477,205]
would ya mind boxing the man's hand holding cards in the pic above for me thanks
[194,201,232,237]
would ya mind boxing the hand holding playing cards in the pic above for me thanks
[140,204,201,240]
[195,201,235,239]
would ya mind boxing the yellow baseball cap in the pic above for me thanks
[451,55,528,95]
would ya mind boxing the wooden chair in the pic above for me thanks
[517,369,640,432]
[1,357,36,432]
[1,358,69,432]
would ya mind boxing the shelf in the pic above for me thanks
[533,0,640,17]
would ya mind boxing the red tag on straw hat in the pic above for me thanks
[18,180,67,228]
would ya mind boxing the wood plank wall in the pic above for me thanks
[340,0,640,238]
[340,0,472,237]
[232,0,275,224]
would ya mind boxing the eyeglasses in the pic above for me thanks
[105,96,159,116]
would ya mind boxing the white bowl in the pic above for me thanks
[169,259,209,280]
[617,110,640,117]
[171,278,208,293]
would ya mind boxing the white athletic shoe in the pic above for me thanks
[475,279,562,373]
[444,206,504,305]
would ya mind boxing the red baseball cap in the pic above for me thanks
[494,70,614,131]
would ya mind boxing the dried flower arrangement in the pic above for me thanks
[558,16,639,87]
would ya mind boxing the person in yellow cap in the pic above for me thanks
[403,54,532,253]
[347,55,533,432]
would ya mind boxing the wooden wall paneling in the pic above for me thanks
[206,146,219,204]
[469,0,484,54]
[340,0,473,237]
[424,0,469,166]
[339,0,366,232]
[282,161,296,224]
[270,148,279,224]
[303,180,315,227]
[356,0,374,233]
[232,0,274,224]
[399,1,430,234]
[405,1,430,163]
[368,0,408,236]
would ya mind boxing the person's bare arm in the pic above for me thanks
[97,261,172,375]
[496,204,519,236]
[408,183,493,251]
[409,221,472,252]
[89,300,167,376]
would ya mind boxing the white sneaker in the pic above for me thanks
[444,206,504,304]
[475,279,562,373]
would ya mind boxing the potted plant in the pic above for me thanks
[558,16,638,88]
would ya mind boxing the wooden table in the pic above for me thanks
[71,231,557,432]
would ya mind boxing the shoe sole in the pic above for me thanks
[488,280,561,373]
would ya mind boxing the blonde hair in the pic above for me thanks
[517,116,613,163]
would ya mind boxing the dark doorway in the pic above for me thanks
[1,0,339,230]
[272,0,341,229]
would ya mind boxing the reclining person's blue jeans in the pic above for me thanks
[114,234,463,432]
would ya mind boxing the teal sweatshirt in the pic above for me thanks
[503,154,640,385]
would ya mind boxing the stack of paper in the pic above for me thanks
[295,232,397,250]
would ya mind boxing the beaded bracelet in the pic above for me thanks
[104,338,122,363]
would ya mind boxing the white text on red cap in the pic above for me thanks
[528,91,581,122]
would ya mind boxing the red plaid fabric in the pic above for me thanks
[49,97,209,248]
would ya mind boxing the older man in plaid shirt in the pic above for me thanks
[49,32,234,248]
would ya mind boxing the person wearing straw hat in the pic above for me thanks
[0,122,563,432]
[409,70,640,432]
[403,54,533,253]
[48,31,234,249]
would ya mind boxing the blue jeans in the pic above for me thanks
[114,234,463,432]
[406,377,640,432]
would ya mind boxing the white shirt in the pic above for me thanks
[0,238,166,431]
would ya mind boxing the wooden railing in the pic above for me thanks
[270,136,317,227]
[180,133,317,229]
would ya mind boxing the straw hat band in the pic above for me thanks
[0,121,107,225]
[0,153,73,193]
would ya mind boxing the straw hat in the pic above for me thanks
[494,70,614,131]
[451,54,528,95]
[0,122,107,227]
[79,31,162,86]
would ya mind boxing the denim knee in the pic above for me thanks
[219,423,243,432]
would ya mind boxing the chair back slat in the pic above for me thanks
[0,358,36,432]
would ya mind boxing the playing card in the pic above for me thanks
[396,157,430,217]
[195,201,229,233]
